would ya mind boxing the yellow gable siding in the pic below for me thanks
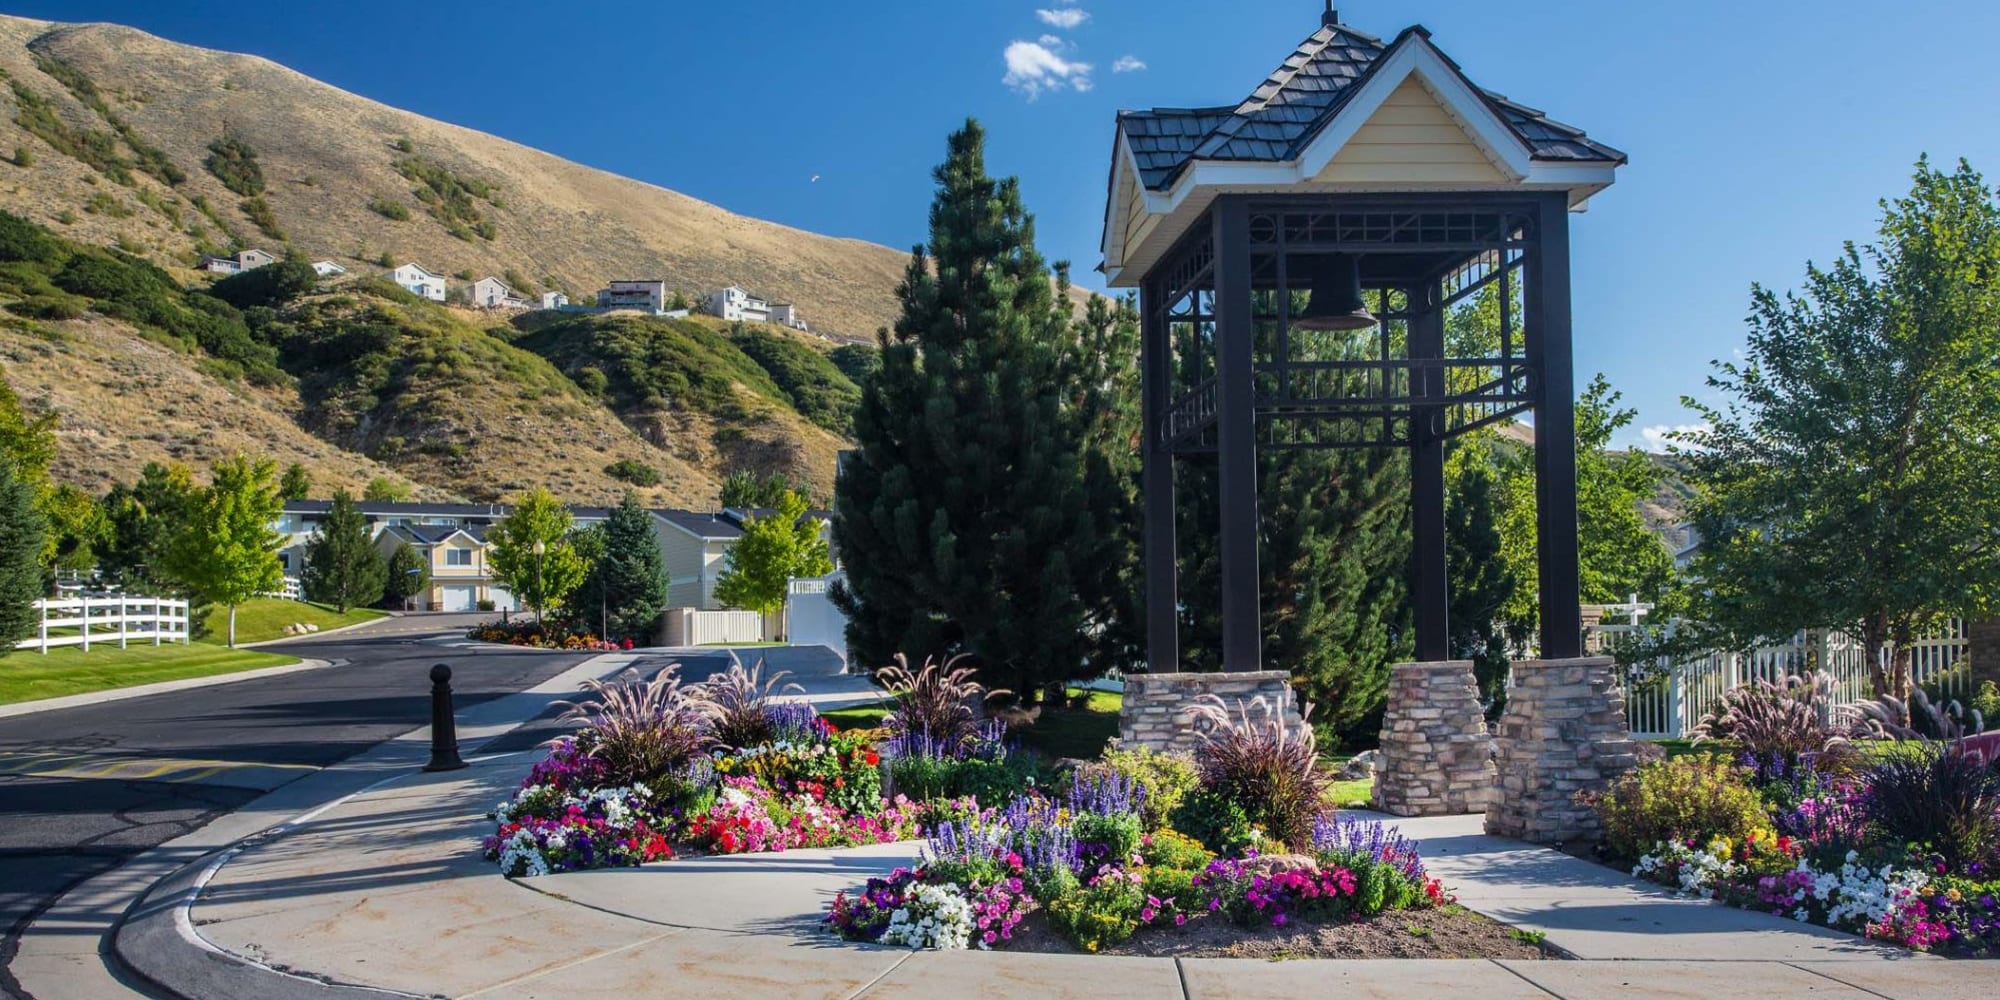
[1120,159,1158,263]
[1315,77,1505,184]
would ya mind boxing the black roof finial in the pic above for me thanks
[1322,2,1340,28]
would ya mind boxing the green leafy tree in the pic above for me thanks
[0,459,46,652]
[383,540,429,609]
[830,121,1140,695]
[278,462,312,501]
[1679,158,2000,698]
[488,487,585,620]
[301,491,386,612]
[716,489,832,622]
[570,493,669,642]
[362,477,410,502]
[1492,376,1673,644]
[100,461,198,590]
[163,455,284,646]
[719,470,809,509]
[206,258,317,309]
[42,482,103,577]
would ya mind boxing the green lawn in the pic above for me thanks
[198,597,387,645]
[0,642,298,705]
[822,686,1124,761]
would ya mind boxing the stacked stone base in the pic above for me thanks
[1374,661,1495,816]
[1485,656,1640,844]
[1117,671,1302,754]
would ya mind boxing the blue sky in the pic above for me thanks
[14,0,2000,448]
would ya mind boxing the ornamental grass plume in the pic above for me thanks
[550,664,710,786]
[875,652,1008,751]
[1691,671,1854,768]
[700,657,806,750]
[1847,688,1986,742]
[1863,742,2000,873]
[1185,694,1328,851]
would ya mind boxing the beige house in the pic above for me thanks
[655,511,743,610]
[376,524,517,612]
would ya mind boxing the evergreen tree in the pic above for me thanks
[830,120,1139,694]
[163,454,284,647]
[488,487,585,621]
[0,459,46,652]
[100,462,198,591]
[302,491,386,612]
[279,463,312,501]
[570,493,669,642]
[383,540,429,609]
[716,489,832,623]
[1446,439,1517,711]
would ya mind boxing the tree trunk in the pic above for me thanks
[1862,615,1891,699]
[1890,621,1915,703]
[227,603,237,648]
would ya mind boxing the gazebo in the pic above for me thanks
[1102,6,1640,841]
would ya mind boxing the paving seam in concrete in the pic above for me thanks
[455,929,683,999]
[1491,959,1569,1000]
[1781,961,1903,1000]
[1172,956,1191,1000]
[843,950,916,1000]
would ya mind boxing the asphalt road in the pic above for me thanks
[0,615,595,999]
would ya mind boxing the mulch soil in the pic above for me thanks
[1003,904,1555,960]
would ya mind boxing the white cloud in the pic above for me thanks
[1112,54,1147,73]
[1003,40,1093,99]
[1039,33,1064,47]
[1036,7,1089,29]
[1639,423,1710,452]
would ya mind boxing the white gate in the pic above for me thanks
[786,572,848,668]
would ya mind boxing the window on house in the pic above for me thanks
[446,549,473,566]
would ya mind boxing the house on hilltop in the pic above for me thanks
[312,260,347,278]
[597,279,669,314]
[471,276,528,310]
[199,248,277,274]
[389,262,447,302]
[705,286,807,330]
[540,291,568,310]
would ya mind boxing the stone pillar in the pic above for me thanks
[1969,618,2000,688]
[1486,656,1640,844]
[1118,671,1302,754]
[1374,661,1495,816]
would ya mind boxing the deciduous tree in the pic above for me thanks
[716,489,831,623]
[488,487,584,621]
[1678,158,2000,698]
[163,455,284,647]
[383,540,429,609]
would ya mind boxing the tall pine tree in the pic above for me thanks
[302,491,386,612]
[570,493,670,643]
[832,120,1140,695]
[0,459,46,653]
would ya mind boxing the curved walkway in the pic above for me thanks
[107,750,1995,1000]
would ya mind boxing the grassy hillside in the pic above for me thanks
[0,15,906,341]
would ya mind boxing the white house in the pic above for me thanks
[199,248,278,274]
[470,276,528,310]
[704,285,771,323]
[766,302,807,330]
[597,279,669,313]
[390,262,447,302]
[312,260,347,277]
[539,290,568,310]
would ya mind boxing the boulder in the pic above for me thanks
[1335,749,1378,782]
[1245,853,1319,877]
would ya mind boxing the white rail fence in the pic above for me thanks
[17,595,192,653]
[1610,620,1971,739]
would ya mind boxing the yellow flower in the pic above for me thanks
[1947,888,1964,902]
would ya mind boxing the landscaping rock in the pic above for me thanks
[1245,853,1319,877]
[1335,749,1378,782]
[1374,662,1495,817]
[304,623,320,632]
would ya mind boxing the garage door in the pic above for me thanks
[440,585,477,612]
[488,586,517,612]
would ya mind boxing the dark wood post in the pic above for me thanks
[1140,276,1179,672]
[1212,199,1261,672]
[1408,282,1449,662]
[1528,192,1583,660]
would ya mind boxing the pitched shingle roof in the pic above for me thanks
[1118,23,1624,192]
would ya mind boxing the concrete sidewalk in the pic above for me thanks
[108,751,1992,1000]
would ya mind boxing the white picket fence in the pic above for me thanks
[1612,620,1971,738]
[661,608,765,646]
[17,595,192,653]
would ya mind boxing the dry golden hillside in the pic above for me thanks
[0,14,909,340]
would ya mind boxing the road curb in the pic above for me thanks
[0,656,329,720]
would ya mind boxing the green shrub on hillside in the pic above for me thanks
[12,80,133,185]
[204,137,266,196]
[828,343,880,384]
[605,458,661,486]
[368,196,410,221]
[730,328,859,433]
[31,55,183,186]
[82,192,131,217]
[207,259,318,310]
[394,156,498,242]
[0,213,67,266]
[515,314,791,419]
[239,197,284,241]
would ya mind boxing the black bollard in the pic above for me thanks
[423,663,468,772]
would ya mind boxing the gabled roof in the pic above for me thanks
[656,510,745,541]
[380,523,487,546]
[1118,23,1623,194]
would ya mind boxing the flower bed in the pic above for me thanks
[1595,675,2000,956]
[467,618,630,650]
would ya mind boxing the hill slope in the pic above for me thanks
[0,14,908,340]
